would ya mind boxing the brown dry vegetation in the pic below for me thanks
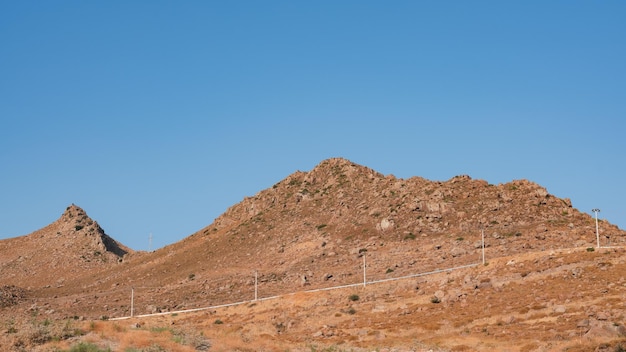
[1,158,625,351]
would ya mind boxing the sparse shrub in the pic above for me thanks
[113,323,125,332]
[188,273,195,280]
[55,319,85,340]
[66,342,111,352]
[142,344,168,352]
[214,319,223,324]
[456,237,464,241]
[587,247,595,252]
[150,326,170,333]
[386,268,394,274]
[347,307,356,315]
[316,224,327,230]
[25,318,53,344]
[404,232,416,240]
[430,296,441,304]
[169,328,210,350]
[75,225,84,231]
[5,318,17,334]
[348,294,359,301]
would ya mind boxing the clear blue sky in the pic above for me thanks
[1,1,624,251]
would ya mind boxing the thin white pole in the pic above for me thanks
[482,229,485,265]
[363,253,366,287]
[254,271,258,301]
[131,287,134,317]
[592,209,601,248]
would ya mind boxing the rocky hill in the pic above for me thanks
[0,204,131,289]
[1,158,624,351]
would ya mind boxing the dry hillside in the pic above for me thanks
[1,158,624,351]
[0,204,131,289]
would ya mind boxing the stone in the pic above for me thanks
[597,312,609,320]
[434,290,445,300]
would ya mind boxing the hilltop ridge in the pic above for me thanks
[0,204,131,289]
[0,158,624,351]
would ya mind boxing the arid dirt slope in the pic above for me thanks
[1,158,625,351]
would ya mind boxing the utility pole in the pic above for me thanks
[482,228,485,265]
[254,270,258,301]
[131,287,134,317]
[592,209,601,248]
[362,253,366,287]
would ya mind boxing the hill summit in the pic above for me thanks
[0,204,131,289]
[1,158,625,351]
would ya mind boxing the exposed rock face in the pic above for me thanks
[0,204,132,288]
[58,204,130,258]
[210,158,623,268]
[0,285,26,308]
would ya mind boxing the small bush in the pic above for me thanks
[75,225,84,231]
[214,319,223,324]
[347,308,356,315]
[430,296,441,304]
[67,342,111,352]
[587,247,595,252]
[348,294,359,301]
[386,268,394,274]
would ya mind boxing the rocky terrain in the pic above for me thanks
[0,204,131,290]
[0,158,624,351]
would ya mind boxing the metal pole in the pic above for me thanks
[131,287,134,317]
[592,209,601,248]
[482,229,485,265]
[363,253,366,287]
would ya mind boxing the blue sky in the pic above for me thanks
[1,1,624,251]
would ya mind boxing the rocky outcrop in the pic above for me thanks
[0,285,26,308]
[0,204,132,288]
